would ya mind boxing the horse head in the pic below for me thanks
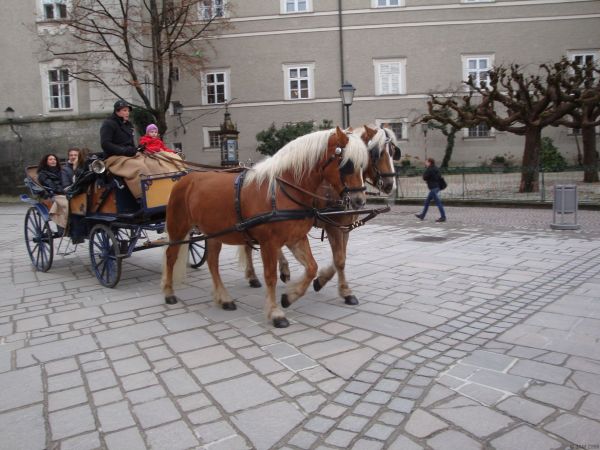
[322,126,368,209]
[360,125,400,195]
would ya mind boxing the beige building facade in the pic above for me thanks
[1,0,599,194]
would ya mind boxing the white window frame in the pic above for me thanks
[201,69,230,105]
[281,0,312,14]
[203,127,222,150]
[461,0,494,3]
[373,59,406,96]
[463,122,494,138]
[462,54,494,89]
[567,50,599,134]
[40,60,77,114]
[198,0,226,20]
[375,119,408,141]
[371,0,404,8]
[282,63,315,100]
[38,0,69,21]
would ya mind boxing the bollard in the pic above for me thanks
[550,184,580,230]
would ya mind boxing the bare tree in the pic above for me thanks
[554,60,600,183]
[41,0,229,134]
[419,93,485,168]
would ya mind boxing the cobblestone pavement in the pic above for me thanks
[1,203,599,450]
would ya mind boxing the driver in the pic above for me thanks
[100,100,137,157]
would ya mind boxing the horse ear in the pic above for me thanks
[364,125,377,140]
[335,126,348,147]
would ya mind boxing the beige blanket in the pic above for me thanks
[49,195,68,229]
[105,152,184,198]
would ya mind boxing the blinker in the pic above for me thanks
[340,160,355,176]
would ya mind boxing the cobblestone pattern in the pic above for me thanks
[1,203,599,449]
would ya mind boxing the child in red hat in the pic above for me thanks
[139,124,176,154]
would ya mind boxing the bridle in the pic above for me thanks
[368,135,399,190]
[321,138,367,200]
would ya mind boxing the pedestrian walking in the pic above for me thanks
[415,157,447,222]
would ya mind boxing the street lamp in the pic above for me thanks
[421,122,429,160]
[171,100,186,134]
[339,81,355,129]
[4,106,22,142]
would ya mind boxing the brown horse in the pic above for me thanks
[161,127,369,328]
[241,125,400,306]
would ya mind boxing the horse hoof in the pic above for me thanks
[313,279,322,292]
[165,296,178,305]
[222,302,237,311]
[249,279,262,288]
[281,294,290,309]
[344,295,359,305]
[273,317,290,328]
[280,273,290,283]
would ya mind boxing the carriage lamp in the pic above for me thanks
[339,81,356,129]
[4,106,23,142]
[220,106,239,167]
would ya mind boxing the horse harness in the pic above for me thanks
[368,136,401,190]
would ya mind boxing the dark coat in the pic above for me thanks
[61,162,74,187]
[38,167,65,195]
[423,165,442,190]
[100,113,136,157]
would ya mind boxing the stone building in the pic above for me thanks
[1,0,599,194]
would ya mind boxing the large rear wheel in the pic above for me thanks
[24,207,53,272]
[89,224,122,288]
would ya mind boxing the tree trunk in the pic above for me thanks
[582,126,599,183]
[519,127,541,193]
[441,129,456,169]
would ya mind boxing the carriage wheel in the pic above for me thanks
[89,224,122,288]
[24,207,54,272]
[189,234,207,269]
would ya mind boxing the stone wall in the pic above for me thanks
[0,114,104,195]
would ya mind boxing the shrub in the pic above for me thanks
[256,120,331,156]
[540,137,567,172]
[491,155,506,165]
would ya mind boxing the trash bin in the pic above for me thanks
[550,184,580,230]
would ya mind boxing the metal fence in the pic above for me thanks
[392,167,600,205]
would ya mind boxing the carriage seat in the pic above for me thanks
[25,166,52,198]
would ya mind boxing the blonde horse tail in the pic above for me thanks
[161,229,190,289]
[237,245,248,271]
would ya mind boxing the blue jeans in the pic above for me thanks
[420,188,446,219]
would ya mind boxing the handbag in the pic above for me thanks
[439,176,447,190]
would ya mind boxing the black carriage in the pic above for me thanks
[21,161,207,288]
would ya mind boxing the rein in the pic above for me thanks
[145,151,244,173]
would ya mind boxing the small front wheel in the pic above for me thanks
[24,207,53,272]
[89,224,122,288]
[189,233,207,269]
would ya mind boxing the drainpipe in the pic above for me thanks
[338,0,345,125]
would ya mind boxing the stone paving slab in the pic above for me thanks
[1,203,600,449]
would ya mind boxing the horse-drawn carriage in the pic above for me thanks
[21,159,207,288]
[21,126,399,328]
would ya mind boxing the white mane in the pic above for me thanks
[245,129,368,191]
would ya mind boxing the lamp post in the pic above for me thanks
[220,105,239,167]
[4,107,22,142]
[339,81,355,129]
[171,100,186,135]
[421,122,429,161]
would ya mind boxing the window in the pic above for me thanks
[283,64,315,100]
[202,70,229,105]
[203,127,222,149]
[199,0,225,20]
[42,0,67,20]
[374,59,406,96]
[568,50,599,67]
[372,0,403,7]
[376,119,407,140]
[48,68,71,109]
[462,55,493,89]
[281,0,312,14]
[466,123,491,138]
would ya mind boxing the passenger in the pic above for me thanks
[37,153,68,230]
[139,124,177,154]
[100,99,184,198]
[61,147,87,189]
